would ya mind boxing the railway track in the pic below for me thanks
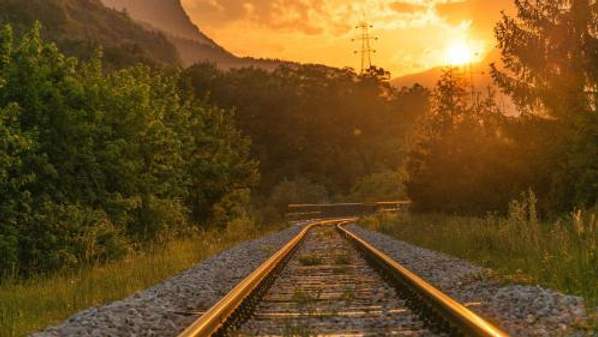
[178,219,510,337]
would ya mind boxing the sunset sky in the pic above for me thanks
[181,0,515,77]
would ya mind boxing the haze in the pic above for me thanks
[182,0,515,76]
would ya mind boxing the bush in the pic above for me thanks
[210,189,252,229]
[407,70,526,214]
[263,178,329,222]
[269,178,329,212]
[21,203,128,274]
[350,170,407,202]
[0,23,257,276]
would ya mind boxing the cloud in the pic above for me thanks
[390,1,427,14]
[184,0,358,35]
[184,0,437,36]
[181,0,516,76]
[185,0,514,37]
[435,0,514,38]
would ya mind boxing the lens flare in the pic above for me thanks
[446,42,474,66]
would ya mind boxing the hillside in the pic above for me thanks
[99,0,286,69]
[100,0,213,44]
[0,0,180,68]
[392,49,516,114]
[392,49,502,89]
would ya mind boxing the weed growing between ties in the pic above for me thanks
[282,323,315,337]
[334,254,351,265]
[298,255,323,266]
[341,286,356,302]
[360,192,598,307]
[0,219,283,337]
[292,288,322,308]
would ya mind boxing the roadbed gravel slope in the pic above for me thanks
[347,224,591,337]
[32,222,593,337]
[32,226,302,337]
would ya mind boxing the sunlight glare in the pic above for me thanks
[446,42,474,66]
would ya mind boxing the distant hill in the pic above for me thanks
[0,0,180,68]
[392,49,517,114]
[392,49,502,89]
[99,0,286,69]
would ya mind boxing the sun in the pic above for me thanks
[446,42,474,66]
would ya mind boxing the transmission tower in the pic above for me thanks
[352,21,377,74]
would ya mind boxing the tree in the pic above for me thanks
[492,0,598,209]
[407,69,521,213]
[0,23,257,275]
[182,63,422,197]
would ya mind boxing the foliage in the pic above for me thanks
[492,0,598,210]
[257,178,329,224]
[349,170,407,202]
[0,24,257,276]
[0,0,179,68]
[404,1,598,214]
[268,178,329,212]
[183,64,429,197]
[407,69,525,213]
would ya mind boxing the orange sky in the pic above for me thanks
[182,0,515,77]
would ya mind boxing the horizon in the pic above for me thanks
[182,0,515,77]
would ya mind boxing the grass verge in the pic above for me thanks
[359,200,598,308]
[0,220,285,337]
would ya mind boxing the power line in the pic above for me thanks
[352,21,377,74]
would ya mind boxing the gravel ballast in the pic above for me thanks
[31,225,303,337]
[346,224,590,337]
[32,222,592,337]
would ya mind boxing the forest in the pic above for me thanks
[0,0,597,279]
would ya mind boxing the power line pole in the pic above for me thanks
[352,21,377,74]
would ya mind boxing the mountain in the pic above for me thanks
[392,49,517,114]
[99,0,286,69]
[392,49,502,89]
[100,0,213,44]
[0,0,180,68]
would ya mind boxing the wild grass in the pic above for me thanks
[298,255,323,266]
[282,323,314,337]
[340,286,355,302]
[360,193,598,308]
[334,254,351,265]
[0,219,283,337]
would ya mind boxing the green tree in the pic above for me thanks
[492,0,598,209]
[0,23,257,275]
[0,0,180,68]
[0,101,34,274]
[182,63,420,198]
[407,69,521,213]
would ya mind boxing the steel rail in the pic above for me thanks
[178,218,510,337]
[337,223,511,337]
[177,218,354,337]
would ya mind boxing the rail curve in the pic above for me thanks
[178,219,510,337]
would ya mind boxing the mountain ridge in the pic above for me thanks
[392,49,517,114]
[392,49,502,89]
[100,0,214,45]
[0,0,180,68]
[99,0,287,69]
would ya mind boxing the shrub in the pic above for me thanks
[21,203,128,274]
[269,178,329,213]
[350,170,407,202]
[0,23,257,275]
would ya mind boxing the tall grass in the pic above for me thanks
[361,192,598,307]
[0,219,281,337]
